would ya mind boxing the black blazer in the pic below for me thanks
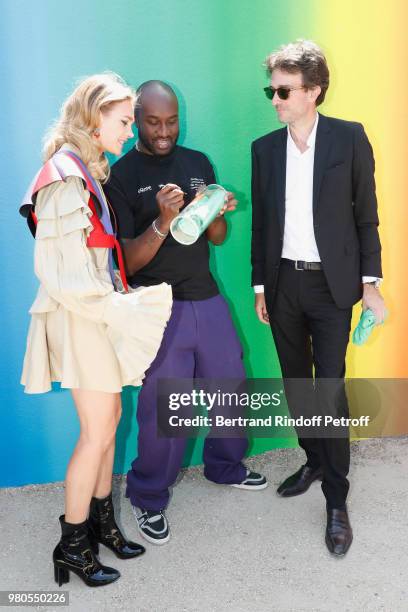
[251,113,382,309]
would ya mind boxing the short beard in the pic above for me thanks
[138,130,178,157]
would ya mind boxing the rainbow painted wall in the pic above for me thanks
[1,0,406,487]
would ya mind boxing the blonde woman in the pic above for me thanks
[20,73,172,587]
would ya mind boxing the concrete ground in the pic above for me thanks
[1,437,407,612]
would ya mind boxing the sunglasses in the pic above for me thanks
[264,85,306,100]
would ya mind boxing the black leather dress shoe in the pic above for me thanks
[277,465,323,497]
[325,506,353,556]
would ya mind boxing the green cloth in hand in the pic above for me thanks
[352,308,384,346]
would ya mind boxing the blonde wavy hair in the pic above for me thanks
[43,72,136,182]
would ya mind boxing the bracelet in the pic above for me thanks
[152,218,168,240]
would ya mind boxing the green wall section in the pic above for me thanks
[2,0,317,485]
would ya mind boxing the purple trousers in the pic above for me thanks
[126,294,248,511]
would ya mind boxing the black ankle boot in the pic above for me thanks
[53,515,120,587]
[88,493,145,559]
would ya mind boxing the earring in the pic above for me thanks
[94,128,100,137]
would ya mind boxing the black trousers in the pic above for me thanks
[267,260,353,508]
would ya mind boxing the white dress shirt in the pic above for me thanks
[282,113,320,261]
[254,114,380,293]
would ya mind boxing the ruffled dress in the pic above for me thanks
[21,168,172,394]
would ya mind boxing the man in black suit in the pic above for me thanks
[251,40,386,555]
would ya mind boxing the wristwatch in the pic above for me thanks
[365,279,381,289]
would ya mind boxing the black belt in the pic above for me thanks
[281,258,323,271]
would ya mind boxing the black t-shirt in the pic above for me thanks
[104,145,220,300]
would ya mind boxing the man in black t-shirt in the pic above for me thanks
[104,81,267,545]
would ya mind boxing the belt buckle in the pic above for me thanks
[295,260,304,271]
